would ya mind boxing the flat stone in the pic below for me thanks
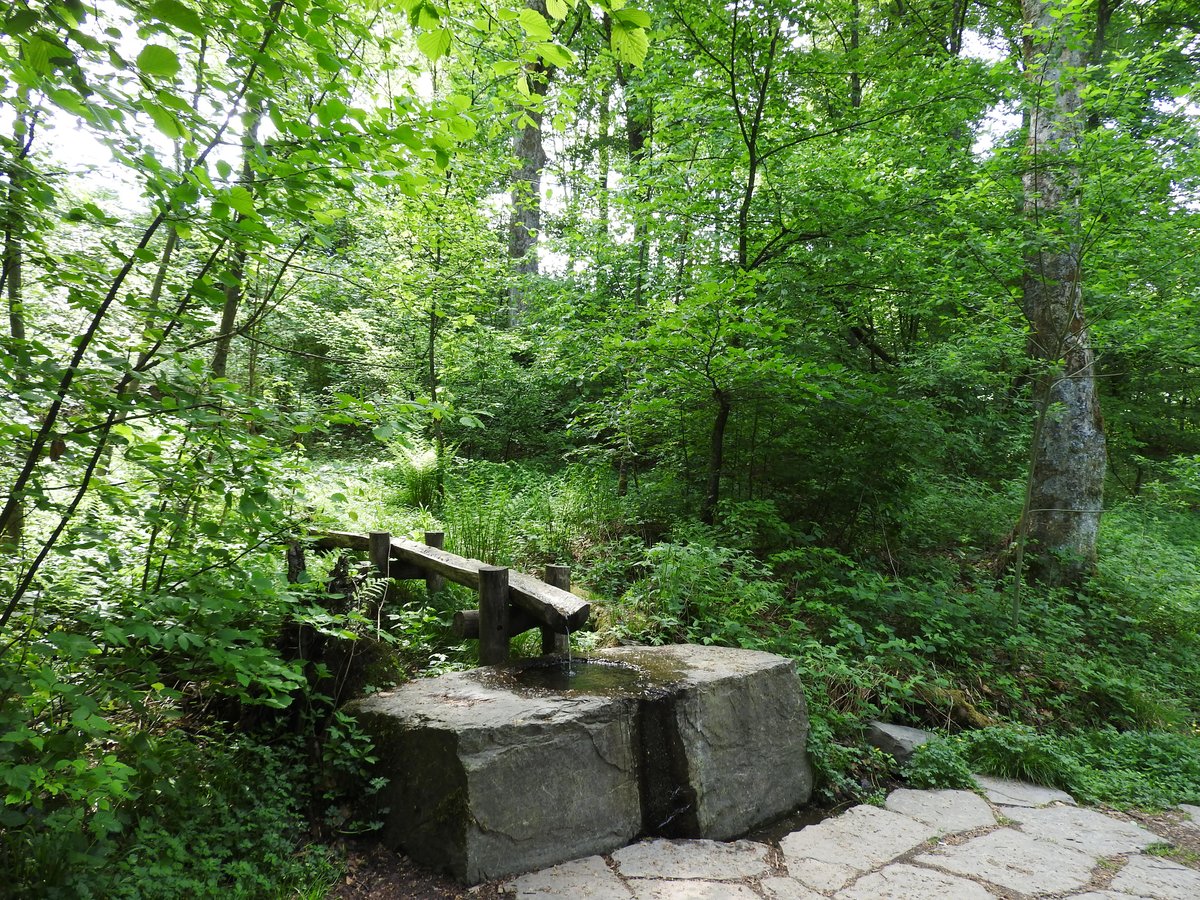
[505,856,633,899]
[916,828,1095,894]
[1109,855,1200,899]
[598,645,812,839]
[835,863,996,899]
[1063,893,1138,900]
[866,722,936,764]
[612,839,771,881]
[1180,804,1200,827]
[780,805,938,875]
[974,774,1076,807]
[627,880,762,900]
[885,789,995,834]
[1005,805,1160,855]
[783,857,861,892]
[759,876,826,900]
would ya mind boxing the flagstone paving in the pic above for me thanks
[502,780,1200,899]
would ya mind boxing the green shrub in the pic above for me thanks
[903,740,978,790]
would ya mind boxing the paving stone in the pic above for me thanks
[885,788,996,834]
[780,804,938,876]
[1179,804,1200,827]
[783,857,861,893]
[1109,855,1200,899]
[1063,893,1142,900]
[974,774,1076,807]
[759,876,826,900]
[611,839,770,881]
[1005,805,1160,855]
[626,880,762,900]
[834,863,997,899]
[915,827,1095,894]
[505,855,633,899]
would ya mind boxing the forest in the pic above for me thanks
[1,0,1199,895]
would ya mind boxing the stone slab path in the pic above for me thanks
[502,778,1200,899]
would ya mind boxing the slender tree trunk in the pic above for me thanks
[1016,0,1106,588]
[701,391,731,526]
[507,4,550,326]
[1,102,30,551]
[211,106,261,378]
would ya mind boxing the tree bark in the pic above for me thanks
[1016,0,1107,587]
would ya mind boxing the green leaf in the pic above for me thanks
[225,186,255,216]
[546,0,569,20]
[137,44,181,78]
[149,0,205,37]
[611,22,649,68]
[612,8,651,29]
[416,28,452,61]
[537,42,574,68]
[142,101,184,138]
[317,97,347,125]
[518,8,552,41]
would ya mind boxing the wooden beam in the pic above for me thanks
[306,530,590,632]
[451,607,540,639]
[389,537,589,632]
[541,565,572,655]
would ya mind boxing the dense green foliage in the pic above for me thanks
[2,0,1199,894]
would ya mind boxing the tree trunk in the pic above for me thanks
[507,4,550,326]
[2,98,31,551]
[701,391,731,526]
[1016,0,1106,587]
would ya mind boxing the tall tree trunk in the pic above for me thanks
[1016,0,1106,588]
[507,4,550,327]
[211,105,261,378]
[701,391,731,525]
[2,97,31,551]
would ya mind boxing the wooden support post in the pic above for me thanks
[368,530,392,609]
[541,564,572,656]
[452,607,540,639]
[424,531,445,596]
[477,565,510,666]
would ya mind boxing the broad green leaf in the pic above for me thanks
[537,42,574,68]
[149,0,205,37]
[137,44,181,78]
[416,28,452,61]
[546,0,569,20]
[612,8,651,29]
[226,186,255,216]
[518,8,552,41]
[142,101,184,138]
[317,97,347,125]
[611,22,648,67]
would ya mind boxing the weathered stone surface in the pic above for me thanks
[759,876,826,900]
[885,789,995,834]
[835,863,996,899]
[974,774,1076,807]
[916,828,1095,894]
[780,805,937,876]
[350,645,811,884]
[866,722,936,765]
[598,644,812,840]
[1180,803,1200,827]
[1109,855,1200,899]
[626,880,762,900]
[348,671,641,884]
[1005,805,1160,855]
[505,856,633,899]
[784,857,860,892]
[1064,893,1144,900]
[611,839,770,881]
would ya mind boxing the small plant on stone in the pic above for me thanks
[902,739,978,790]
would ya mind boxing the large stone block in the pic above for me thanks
[597,645,812,840]
[349,673,642,883]
[347,645,811,884]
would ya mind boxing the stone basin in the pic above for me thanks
[346,644,812,884]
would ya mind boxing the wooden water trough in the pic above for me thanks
[306,530,589,665]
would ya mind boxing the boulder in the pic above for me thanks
[866,721,935,764]
[347,644,812,883]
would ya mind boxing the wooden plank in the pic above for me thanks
[451,608,540,639]
[477,566,509,665]
[305,531,589,632]
[388,537,589,632]
[424,531,445,595]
